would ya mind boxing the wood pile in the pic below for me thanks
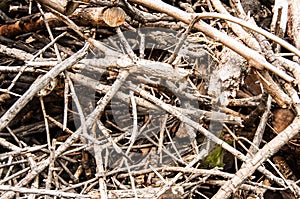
[0,0,300,198]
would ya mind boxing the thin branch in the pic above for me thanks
[0,43,89,131]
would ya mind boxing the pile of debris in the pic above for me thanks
[0,0,300,198]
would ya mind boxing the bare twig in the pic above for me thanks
[128,0,296,83]
[0,43,89,131]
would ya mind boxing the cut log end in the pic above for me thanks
[103,7,126,27]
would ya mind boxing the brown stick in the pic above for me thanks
[34,0,79,15]
[0,7,125,38]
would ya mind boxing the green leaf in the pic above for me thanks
[204,145,224,167]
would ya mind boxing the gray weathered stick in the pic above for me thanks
[0,43,89,131]
[128,0,296,83]
[0,70,129,199]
